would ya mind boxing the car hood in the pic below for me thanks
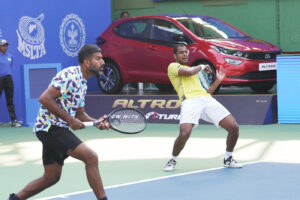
[209,38,280,52]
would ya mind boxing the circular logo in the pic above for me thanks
[59,14,86,57]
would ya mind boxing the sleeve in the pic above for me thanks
[50,70,74,96]
[168,63,181,77]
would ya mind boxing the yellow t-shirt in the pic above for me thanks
[168,62,211,102]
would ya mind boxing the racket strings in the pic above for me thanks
[109,109,146,133]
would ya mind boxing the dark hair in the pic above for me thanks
[121,11,129,18]
[173,43,187,54]
[78,45,101,64]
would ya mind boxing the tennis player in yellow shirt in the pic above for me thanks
[164,43,242,171]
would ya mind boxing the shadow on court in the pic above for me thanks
[41,162,300,200]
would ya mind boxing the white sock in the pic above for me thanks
[172,155,177,161]
[225,151,232,159]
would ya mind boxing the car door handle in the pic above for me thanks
[147,45,157,51]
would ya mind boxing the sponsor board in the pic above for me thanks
[85,95,277,125]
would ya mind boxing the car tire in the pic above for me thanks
[97,63,123,94]
[155,83,174,92]
[250,82,275,94]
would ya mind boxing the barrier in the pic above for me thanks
[85,94,277,125]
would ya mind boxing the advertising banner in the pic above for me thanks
[85,94,277,125]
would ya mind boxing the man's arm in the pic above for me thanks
[75,107,96,122]
[39,86,84,130]
[178,64,210,76]
[206,66,226,94]
[75,107,110,130]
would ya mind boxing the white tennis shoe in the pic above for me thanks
[164,159,177,171]
[224,156,243,168]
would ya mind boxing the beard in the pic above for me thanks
[90,63,101,76]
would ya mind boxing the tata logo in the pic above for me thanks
[16,13,46,60]
[265,53,271,60]
[60,13,86,57]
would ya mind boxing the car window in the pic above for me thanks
[175,17,247,39]
[116,19,148,39]
[150,19,184,43]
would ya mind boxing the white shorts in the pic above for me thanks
[180,97,230,127]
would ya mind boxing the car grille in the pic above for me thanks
[247,51,281,60]
[228,70,276,80]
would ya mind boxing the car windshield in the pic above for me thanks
[173,16,247,39]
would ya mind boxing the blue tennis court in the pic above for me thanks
[39,162,300,200]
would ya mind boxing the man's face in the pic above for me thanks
[174,46,189,65]
[0,44,8,53]
[89,52,105,75]
[121,13,129,18]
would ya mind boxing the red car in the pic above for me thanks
[96,14,281,94]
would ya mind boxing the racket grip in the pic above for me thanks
[83,121,94,127]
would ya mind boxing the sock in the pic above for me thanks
[172,155,177,161]
[225,151,232,159]
[100,197,108,200]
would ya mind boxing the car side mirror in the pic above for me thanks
[172,34,185,42]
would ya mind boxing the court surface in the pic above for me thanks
[1,123,300,200]
[39,161,300,200]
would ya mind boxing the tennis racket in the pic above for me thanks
[83,108,147,134]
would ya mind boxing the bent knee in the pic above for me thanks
[44,173,61,185]
[84,150,99,165]
[229,123,239,136]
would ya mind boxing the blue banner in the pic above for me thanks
[0,0,111,122]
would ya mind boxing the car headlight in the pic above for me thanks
[224,58,242,65]
[211,45,248,59]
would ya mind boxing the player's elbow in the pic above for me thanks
[38,93,50,106]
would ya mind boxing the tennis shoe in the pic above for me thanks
[8,193,20,200]
[164,159,177,171]
[224,156,242,168]
[11,120,22,127]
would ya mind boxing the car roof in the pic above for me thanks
[117,14,213,21]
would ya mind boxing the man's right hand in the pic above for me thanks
[69,117,85,130]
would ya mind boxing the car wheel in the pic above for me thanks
[155,83,174,91]
[196,62,220,94]
[250,82,275,93]
[97,63,123,94]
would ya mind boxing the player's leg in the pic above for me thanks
[164,98,201,171]
[219,114,242,168]
[201,97,242,168]
[164,124,193,171]
[14,163,62,199]
[68,143,107,200]
[219,114,239,152]
[172,123,194,156]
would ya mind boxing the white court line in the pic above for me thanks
[37,160,262,200]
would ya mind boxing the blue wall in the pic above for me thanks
[0,0,111,122]
[277,55,300,123]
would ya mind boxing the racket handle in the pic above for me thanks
[83,121,95,127]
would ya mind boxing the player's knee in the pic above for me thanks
[230,123,239,137]
[84,150,99,165]
[44,173,61,185]
[179,131,191,141]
